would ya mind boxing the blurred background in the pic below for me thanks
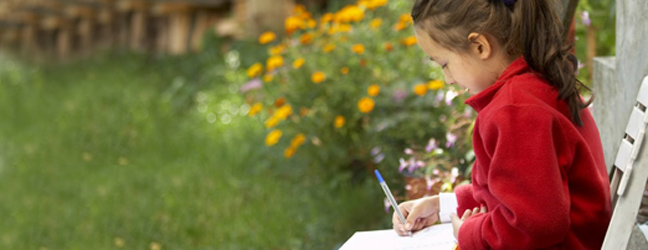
[0,0,615,249]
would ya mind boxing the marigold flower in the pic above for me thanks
[265,116,279,128]
[339,24,353,33]
[358,97,375,113]
[401,36,418,46]
[335,5,365,23]
[300,33,313,45]
[263,74,274,82]
[312,71,326,84]
[274,97,286,107]
[248,103,263,117]
[323,44,336,53]
[265,130,283,146]
[266,55,284,72]
[427,80,445,90]
[293,58,305,69]
[284,146,296,158]
[360,0,388,10]
[334,115,346,128]
[269,44,286,55]
[321,13,335,24]
[414,84,428,96]
[352,44,365,55]
[275,105,293,120]
[368,84,380,96]
[399,14,413,24]
[394,22,408,31]
[285,16,305,35]
[307,19,317,29]
[247,63,263,78]
[291,133,307,147]
[259,31,276,44]
[370,18,383,29]
[384,42,394,51]
[341,67,350,75]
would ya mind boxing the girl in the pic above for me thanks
[392,0,612,249]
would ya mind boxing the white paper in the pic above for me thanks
[339,223,456,250]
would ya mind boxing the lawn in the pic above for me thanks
[0,53,388,250]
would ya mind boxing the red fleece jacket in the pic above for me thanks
[456,57,611,250]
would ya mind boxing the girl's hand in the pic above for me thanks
[450,206,487,239]
[392,196,440,236]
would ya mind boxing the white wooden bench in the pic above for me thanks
[602,76,648,249]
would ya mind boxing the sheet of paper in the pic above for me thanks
[338,223,456,250]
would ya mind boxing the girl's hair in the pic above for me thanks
[411,0,592,126]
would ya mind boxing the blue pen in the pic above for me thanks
[374,169,412,237]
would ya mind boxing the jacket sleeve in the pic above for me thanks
[454,184,481,217]
[458,105,572,250]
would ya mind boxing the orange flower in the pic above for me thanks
[274,97,286,107]
[293,58,305,69]
[312,72,326,84]
[368,84,380,96]
[358,97,375,113]
[284,146,296,158]
[334,115,346,128]
[300,33,313,45]
[248,103,263,117]
[399,14,413,24]
[247,63,263,78]
[394,22,408,31]
[339,24,353,33]
[323,44,336,53]
[300,107,309,117]
[265,116,280,128]
[427,80,445,90]
[263,74,274,82]
[384,42,394,51]
[307,19,317,29]
[352,44,365,55]
[275,105,293,120]
[290,133,307,148]
[321,13,335,24]
[401,36,418,46]
[370,18,383,29]
[259,31,276,44]
[266,55,284,71]
[269,44,286,55]
[341,67,350,75]
[285,16,305,34]
[335,5,365,23]
[414,84,428,96]
[265,130,283,146]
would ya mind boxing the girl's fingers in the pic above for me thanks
[480,206,487,213]
[472,207,479,215]
[461,209,472,220]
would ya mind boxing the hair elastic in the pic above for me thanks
[501,0,517,7]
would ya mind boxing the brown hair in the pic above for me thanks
[411,0,592,126]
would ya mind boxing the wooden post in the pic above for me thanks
[153,2,194,55]
[191,10,222,52]
[97,9,116,50]
[239,0,295,38]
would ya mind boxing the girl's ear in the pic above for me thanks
[467,32,492,60]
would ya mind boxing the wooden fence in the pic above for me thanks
[0,0,297,61]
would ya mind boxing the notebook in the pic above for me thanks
[339,223,456,250]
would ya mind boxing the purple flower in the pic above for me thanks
[392,89,408,103]
[446,133,458,148]
[374,153,385,164]
[240,78,262,93]
[435,91,445,106]
[425,139,438,153]
[464,107,474,119]
[426,177,434,191]
[581,11,591,27]
[398,158,408,172]
[445,90,458,106]
[450,167,459,183]
[371,147,381,156]
[404,148,414,155]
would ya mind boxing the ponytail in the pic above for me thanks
[514,0,592,126]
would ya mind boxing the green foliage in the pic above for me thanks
[237,0,475,185]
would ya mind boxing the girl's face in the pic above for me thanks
[414,28,505,96]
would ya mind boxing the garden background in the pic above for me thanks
[0,0,615,249]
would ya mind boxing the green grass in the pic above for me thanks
[0,54,388,249]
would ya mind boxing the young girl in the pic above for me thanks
[392,0,612,249]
